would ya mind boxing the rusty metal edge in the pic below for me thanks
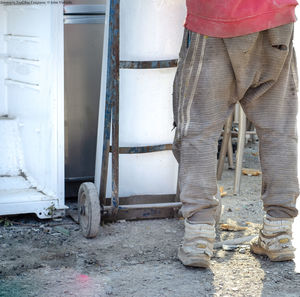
[109,144,173,154]
[110,0,120,218]
[120,59,178,69]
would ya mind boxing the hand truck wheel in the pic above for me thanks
[78,182,101,238]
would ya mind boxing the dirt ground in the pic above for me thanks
[1,143,300,297]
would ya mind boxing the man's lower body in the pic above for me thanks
[173,23,299,267]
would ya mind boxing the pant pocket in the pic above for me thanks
[267,23,294,50]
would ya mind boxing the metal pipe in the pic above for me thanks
[99,68,112,206]
[227,135,234,169]
[103,202,182,211]
[120,60,178,69]
[64,15,105,24]
[99,0,118,207]
[234,103,239,124]
[64,4,106,15]
[65,176,94,183]
[110,0,120,217]
[234,104,246,195]
[119,202,182,210]
[217,112,233,180]
[111,144,173,154]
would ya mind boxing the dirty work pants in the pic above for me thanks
[173,23,299,224]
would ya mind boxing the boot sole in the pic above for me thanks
[178,247,210,268]
[250,242,294,262]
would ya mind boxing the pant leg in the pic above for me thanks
[173,31,236,225]
[238,24,299,218]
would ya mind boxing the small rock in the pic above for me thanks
[239,248,246,254]
[85,258,97,265]
[106,288,113,295]
[53,218,63,222]
[53,226,70,236]
[41,226,52,233]
[222,245,238,251]
[51,233,61,236]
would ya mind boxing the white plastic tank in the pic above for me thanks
[95,0,186,197]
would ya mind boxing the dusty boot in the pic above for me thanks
[250,215,295,261]
[178,220,215,268]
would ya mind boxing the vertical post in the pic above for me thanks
[217,112,233,180]
[110,0,120,216]
[99,0,120,216]
[227,135,234,169]
[99,72,112,206]
[234,104,246,195]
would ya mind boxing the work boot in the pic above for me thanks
[250,215,295,261]
[178,220,215,268]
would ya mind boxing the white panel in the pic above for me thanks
[0,59,6,115]
[106,152,178,197]
[6,60,40,85]
[6,6,51,37]
[0,176,30,191]
[120,0,186,60]
[4,6,61,197]
[119,68,176,146]
[0,118,23,176]
[0,189,53,204]
[120,0,186,61]
[0,4,65,218]
[5,36,41,61]
[0,8,7,115]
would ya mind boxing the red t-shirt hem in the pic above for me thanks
[185,6,297,38]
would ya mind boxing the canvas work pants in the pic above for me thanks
[173,23,299,225]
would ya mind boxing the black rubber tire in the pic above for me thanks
[78,182,101,238]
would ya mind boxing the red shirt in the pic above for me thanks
[185,0,298,38]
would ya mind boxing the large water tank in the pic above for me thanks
[95,0,186,197]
